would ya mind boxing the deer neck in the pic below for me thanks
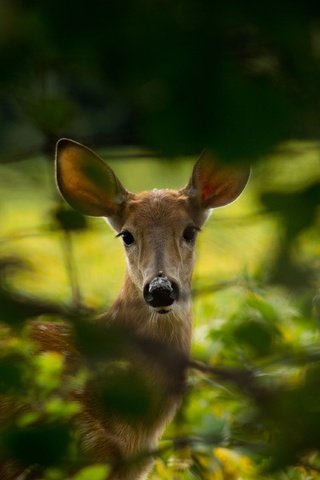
[107,272,193,356]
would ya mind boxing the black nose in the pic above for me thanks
[143,275,179,308]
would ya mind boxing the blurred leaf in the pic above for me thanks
[34,351,64,390]
[260,182,320,238]
[43,467,66,480]
[52,205,88,232]
[214,447,256,479]
[73,464,110,480]
[44,398,81,420]
[270,252,316,289]
[313,293,320,320]
[0,289,54,325]
[0,421,72,467]
[0,354,25,394]
[233,319,275,356]
[247,296,279,324]
[73,321,131,361]
[199,413,226,438]
[17,412,41,428]
[23,96,75,135]
[0,266,67,325]
[95,366,154,423]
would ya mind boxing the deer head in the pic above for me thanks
[56,139,250,316]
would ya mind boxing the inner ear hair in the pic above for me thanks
[55,138,130,217]
[186,150,250,209]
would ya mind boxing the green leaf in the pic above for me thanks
[34,351,64,392]
[0,355,25,394]
[247,296,278,323]
[1,422,72,467]
[96,366,154,423]
[52,205,88,232]
[73,464,110,480]
[233,319,275,356]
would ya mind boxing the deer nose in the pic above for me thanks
[143,274,179,308]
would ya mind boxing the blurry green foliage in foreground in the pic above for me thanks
[0,144,319,479]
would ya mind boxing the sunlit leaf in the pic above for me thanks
[73,464,110,480]
[33,352,64,392]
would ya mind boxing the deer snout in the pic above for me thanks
[143,273,179,309]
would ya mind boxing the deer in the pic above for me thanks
[2,139,250,480]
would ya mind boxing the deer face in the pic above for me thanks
[116,189,200,314]
[55,139,250,314]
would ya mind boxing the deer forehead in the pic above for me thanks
[123,189,193,230]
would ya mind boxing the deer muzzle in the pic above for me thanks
[143,274,179,309]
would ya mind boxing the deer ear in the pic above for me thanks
[55,139,129,217]
[186,150,250,209]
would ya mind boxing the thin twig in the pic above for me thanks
[192,278,244,297]
[61,231,82,308]
[300,461,320,474]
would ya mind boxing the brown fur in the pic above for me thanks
[27,265,191,479]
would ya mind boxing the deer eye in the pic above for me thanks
[182,225,199,244]
[118,230,135,246]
